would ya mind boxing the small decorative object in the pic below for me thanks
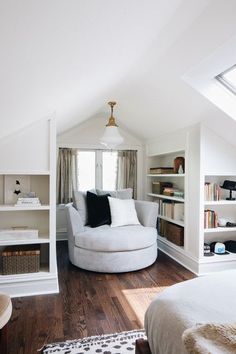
[100,101,124,149]
[174,157,185,174]
[204,243,214,257]
[218,218,227,227]
[210,242,229,255]
[178,165,184,174]
[4,175,30,204]
[14,180,21,195]
[220,180,236,200]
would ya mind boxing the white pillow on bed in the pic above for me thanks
[108,197,140,227]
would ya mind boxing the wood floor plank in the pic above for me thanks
[7,241,195,353]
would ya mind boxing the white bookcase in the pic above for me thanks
[0,119,58,297]
[199,175,236,273]
[146,123,236,275]
[146,150,186,254]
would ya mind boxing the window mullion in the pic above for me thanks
[95,151,103,189]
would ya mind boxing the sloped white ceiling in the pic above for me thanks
[1,0,236,141]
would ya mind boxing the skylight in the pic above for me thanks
[216,65,236,95]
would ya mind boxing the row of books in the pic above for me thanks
[159,200,184,221]
[204,183,221,201]
[204,209,218,229]
[15,197,41,207]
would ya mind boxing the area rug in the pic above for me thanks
[41,329,146,354]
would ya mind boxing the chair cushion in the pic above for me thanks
[87,191,111,227]
[96,188,133,199]
[74,225,157,252]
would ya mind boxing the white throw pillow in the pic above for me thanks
[108,197,140,227]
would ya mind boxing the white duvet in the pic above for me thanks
[144,270,236,354]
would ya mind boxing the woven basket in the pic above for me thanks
[2,245,40,275]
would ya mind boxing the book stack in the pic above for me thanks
[15,197,41,207]
[149,167,174,174]
[204,183,221,201]
[204,210,218,228]
[162,187,184,198]
[159,201,184,221]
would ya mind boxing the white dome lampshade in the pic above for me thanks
[100,101,124,149]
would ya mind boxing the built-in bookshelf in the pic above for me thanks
[202,175,236,264]
[0,118,58,297]
[146,150,186,251]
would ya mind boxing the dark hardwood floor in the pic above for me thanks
[8,241,195,353]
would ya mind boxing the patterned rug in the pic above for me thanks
[41,329,146,354]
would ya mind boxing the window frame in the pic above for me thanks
[215,64,236,95]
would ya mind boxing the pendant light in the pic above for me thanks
[100,101,124,149]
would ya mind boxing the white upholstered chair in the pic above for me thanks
[66,191,158,273]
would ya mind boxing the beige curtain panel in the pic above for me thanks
[116,150,137,199]
[57,148,78,204]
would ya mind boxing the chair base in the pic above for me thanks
[70,243,158,273]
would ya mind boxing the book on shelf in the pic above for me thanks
[204,210,218,229]
[149,167,174,174]
[152,181,173,194]
[204,183,221,201]
[15,197,41,206]
[159,200,184,221]
[162,187,184,198]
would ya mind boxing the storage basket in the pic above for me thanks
[166,222,184,246]
[2,245,40,275]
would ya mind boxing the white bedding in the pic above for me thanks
[144,270,236,354]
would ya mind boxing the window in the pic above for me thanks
[102,151,118,190]
[77,151,96,191]
[77,150,118,191]
[216,65,236,95]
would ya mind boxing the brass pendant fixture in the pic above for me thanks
[100,101,124,148]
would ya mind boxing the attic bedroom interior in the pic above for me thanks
[1,1,236,354]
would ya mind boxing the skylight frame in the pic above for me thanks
[215,64,236,95]
[216,65,236,95]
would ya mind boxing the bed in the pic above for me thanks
[144,270,236,354]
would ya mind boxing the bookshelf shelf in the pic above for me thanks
[0,205,50,211]
[200,252,236,263]
[204,227,236,233]
[147,193,185,202]
[0,236,50,246]
[158,215,184,227]
[147,174,185,177]
[204,200,236,205]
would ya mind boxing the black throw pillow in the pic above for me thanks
[86,191,111,227]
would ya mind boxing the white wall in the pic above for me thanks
[0,119,50,173]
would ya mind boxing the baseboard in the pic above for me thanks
[0,275,59,298]
[158,239,199,275]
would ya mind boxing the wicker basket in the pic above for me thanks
[2,245,40,275]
